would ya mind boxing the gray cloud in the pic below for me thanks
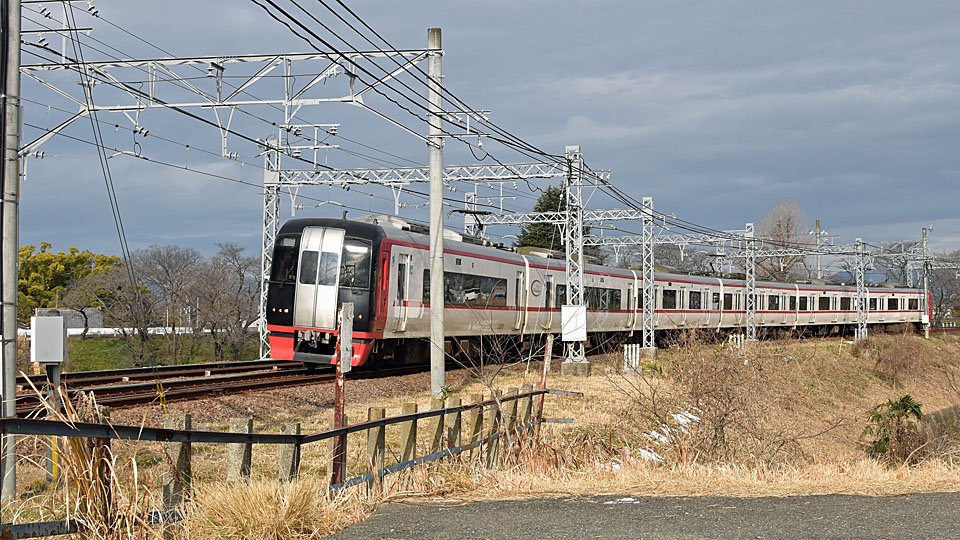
[18,0,960,258]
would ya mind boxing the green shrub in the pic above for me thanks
[861,395,926,464]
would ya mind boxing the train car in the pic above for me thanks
[265,215,926,366]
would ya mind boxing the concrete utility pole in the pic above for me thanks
[427,27,445,397]
[1,0,21,501]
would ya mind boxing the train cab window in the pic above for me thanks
[768,295,780,311]
[723,293,733,310]
[888,298,899,310]
[662,289,677,309]
[818,296,831,311]
[840,297,851,311]
[909,299,919,310]
[340,239,372,289]
[799,296,808,311]
[689,291,702,310]
[298,251,319,285]
[271,236,300,283]
[869,298,877,311]
[317,252,340,287]
[712,293,721,310]
[789,296,797,311]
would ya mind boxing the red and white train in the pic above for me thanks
[265,215,929,366]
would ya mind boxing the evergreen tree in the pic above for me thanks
[513,185,604,263]
[514,185,565,251]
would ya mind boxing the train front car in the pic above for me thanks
[266,218,384,367]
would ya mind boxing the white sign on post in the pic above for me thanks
[31,316,68,364]
[560,304,587,343]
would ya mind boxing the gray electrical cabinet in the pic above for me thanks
[30,315,68,364]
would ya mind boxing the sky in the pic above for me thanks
[18,0,960,263]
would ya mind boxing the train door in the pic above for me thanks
[543,275,554,330]
[294,227,345,330]
[395,253,411,332]
[515,256,530,333]
[627,270,639,331]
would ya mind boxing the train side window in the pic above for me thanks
[818,296,831,311]
[799,296,808,311]
[723,293,733,310]
[689,291,702,310]
[888,298,899,310]
[712,292,721,310]
[909,298,919,310]
[396,261,407,304]
[869,298,877,310]
[556,284,567,307]
[298,251,319,285]
[789,296,797,311]
[422,269,430,303]
[840,297,851,311]
[662,289,677,309]
[768,295,780,311]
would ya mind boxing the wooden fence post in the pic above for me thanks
[366,407,386,495]
[400,403,418,462]
[96,407,113,525]
[485,390,502,468]
[504,388,519,453]
[429,398,445,454]
[520,384,533,427]
[445,397,462,449]
[278,423,301,483]
[330,412,348,486]
[227,417,253,482]
[467,394,483,461]
[162,414,192,509]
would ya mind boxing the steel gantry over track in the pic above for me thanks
[21,37,572,358]
[583,215,752,352]
[725,240,869,342]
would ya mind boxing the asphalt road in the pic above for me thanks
[327,493,960,539]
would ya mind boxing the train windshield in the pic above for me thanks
[340,238,372,288]
[270,235,300,283]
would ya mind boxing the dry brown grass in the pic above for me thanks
[8,333,960,538]
[183,478,372,540]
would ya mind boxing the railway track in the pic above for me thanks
[16,358,296,389]
[15,361,429,417]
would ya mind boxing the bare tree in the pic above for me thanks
[872,241,921,285]
[929,250,960,325]
[74,267,159,364]
[133,245,203,363]
[195,244,259,361]
[755,200,811,281]
[653,244,714,275]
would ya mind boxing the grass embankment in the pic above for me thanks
[6,332,960,539]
